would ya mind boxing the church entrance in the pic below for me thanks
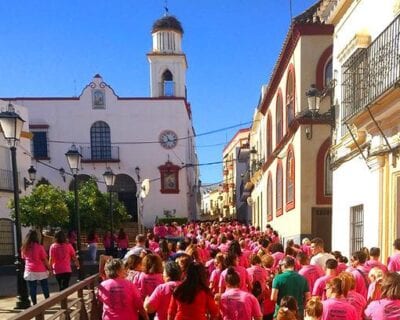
[114,174,138,222]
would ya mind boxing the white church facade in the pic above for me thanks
[4,15,199,228]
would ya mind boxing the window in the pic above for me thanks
[267,174,273,221]
[286,147,295,210]
[286,69,295,128]
[32,131,49,159]
[276,92,283,146]
[90,121,111,160]
[325,59,333,87]
[350,205,364,253]
[266,113,272,158]
[276,161,283,216]
[162,69,174,96]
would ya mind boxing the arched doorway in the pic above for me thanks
[68,174,92,191]
[114,174,138,222]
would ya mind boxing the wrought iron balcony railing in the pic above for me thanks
[80,145,120,162]
[342,14,400,122]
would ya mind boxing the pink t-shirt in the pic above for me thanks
[347,266,369,299]
[49,242,76,274]
[322,298,358,320]
[21,243,47,272]
[337,262,348,274]
[345,290,367,319]
[209,269,222,294]
[298,264,324,294]
[312,274,334,299]
[365,259,388,273]
[219,266,250,293]
[97,277,143,320]
[246,265,268,292]
[365,298,400,320]
[147,281,179,320]
[136,272,164,299]
[387,253,400,272]
[271,252,285,271]
[220,288,262,320]
[117,236,129,249]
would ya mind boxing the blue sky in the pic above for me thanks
[0,0,317,184]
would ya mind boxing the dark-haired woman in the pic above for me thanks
[167,262,219,320]
[49,230,79,290]
[220,267,262,320]
[21,230,51,305]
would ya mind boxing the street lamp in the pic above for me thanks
[23,165,37,190]
[65,144,84,280]
[0,103,30,309]
[103,167,116,256]
[135,166,142,234]
[305,84,321,140]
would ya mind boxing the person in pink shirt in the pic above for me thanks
[49,230,79,291]
[339,272,367,319]
[346,251,370,299]
[365,247,388,273]
[367,267,385,303]
[116,228,129,259]
[209,253,225,295]
[97,258,148,320]
[387,238,400,273]
[21,230,51,305]
[269,243,285,272]
[240,239,252,267]
[312,258,338,300]
[322,277,358,320]
[103,231,115,257]
[219,267,262,320]
[301,238,312,257]
[304,297,323,320]
[364,272,400,320]
[144,261,181,320]
[297,252,324,295]
[219,253,251,294]
[247,254,268,299]
[218,235,230,254]
[331,251,349,274]
[148,233,159,253]
[135,254,164,300]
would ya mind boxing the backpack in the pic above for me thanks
[251,280,263,298]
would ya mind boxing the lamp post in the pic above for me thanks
[65,144,84,280]
[103,167,116,256]
[0,103,30,309]
[23,165,36,190]
[135,166,142,234]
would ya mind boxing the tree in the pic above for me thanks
[9,184,69,235]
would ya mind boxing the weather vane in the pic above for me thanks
[164,0,169,16]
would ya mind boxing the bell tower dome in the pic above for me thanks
[147,14,187,98]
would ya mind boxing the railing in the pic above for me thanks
[342,14,400,121]
[80,146,119,162]
[9,274,101,320]
[0,168,14,191]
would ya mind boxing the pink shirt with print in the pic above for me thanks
[345,290,367,319]
[147,280,180,320]
[365,298,400,320]
[387,253,400,272]
[22,243,47,272]
[136,272,164,299]
[219,266,250,293]
[49,242,76,274]
[246,265,268,292]
[97,277,143,320]
[322,298,358,320]
[220,288,262,320]
[312,274,334,299]
[299,264,324,294]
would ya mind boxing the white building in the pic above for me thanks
[3,14,199,228]
[319,0,400,260]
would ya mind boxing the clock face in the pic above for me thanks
[159,130,178,149]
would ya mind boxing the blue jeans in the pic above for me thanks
[28,279,49,305]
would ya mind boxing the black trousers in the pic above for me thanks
[56,272,72,291]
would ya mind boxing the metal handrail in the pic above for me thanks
[9,274,101,320]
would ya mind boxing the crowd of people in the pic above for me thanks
[21,221,400,320]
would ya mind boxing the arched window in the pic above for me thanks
[316,138,332,204]
[266,113,272,158]
[286,146,295,210]
[267,173,273,221]
[286,68,295,128]
[276,161,283,216]
[276,91,283,146]
[325,59,333,87]
[162,69,174,96]
[90,121,111,160]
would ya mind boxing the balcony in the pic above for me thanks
[0,169,13,191]
[80,146,120,163]
[342,14,400,122]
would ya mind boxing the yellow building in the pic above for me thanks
[319,0,400,260]
[245,4,335,246]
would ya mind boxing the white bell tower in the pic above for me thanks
[147,15,187,98]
